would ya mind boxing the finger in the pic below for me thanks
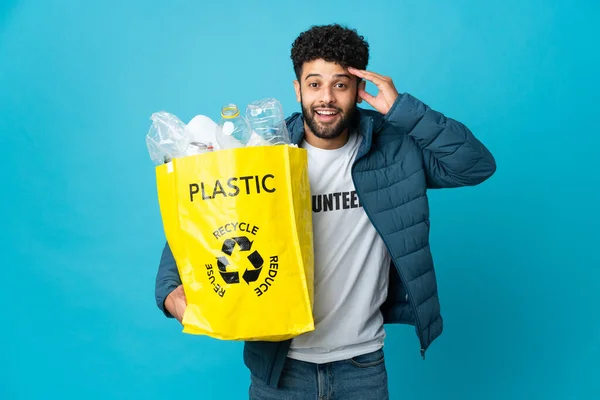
[358,88,377,105]
[361,69,389,81]
[349,67,389,85]
[347,67,366,79]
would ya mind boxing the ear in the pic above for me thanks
[293,80,301,103]
[356,80,366,104]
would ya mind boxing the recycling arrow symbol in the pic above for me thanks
[216,236,264,284]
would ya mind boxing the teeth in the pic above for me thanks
[317,111,337,115]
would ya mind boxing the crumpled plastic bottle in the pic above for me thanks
[145,111,188,165]
[245,98,291,146]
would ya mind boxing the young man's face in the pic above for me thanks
[294,59,365,140]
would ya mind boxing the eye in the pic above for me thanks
[335,83,347,89]
[308,82,319,88]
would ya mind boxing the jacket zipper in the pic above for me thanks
[351,121,427,359]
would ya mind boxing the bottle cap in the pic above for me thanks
[221,104,240,118]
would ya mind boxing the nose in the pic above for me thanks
[321,86,335,105]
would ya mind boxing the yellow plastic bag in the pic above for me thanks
[155,145,315,341]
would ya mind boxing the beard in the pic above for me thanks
[301,97,357,140]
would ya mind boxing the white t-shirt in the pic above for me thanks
[288,132,392,363]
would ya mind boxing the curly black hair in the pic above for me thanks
[290,24,369,80]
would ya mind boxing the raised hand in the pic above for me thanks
[348,67,399,115]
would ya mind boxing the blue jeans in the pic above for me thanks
[249,348,389,399]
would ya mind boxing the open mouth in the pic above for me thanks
[314,109,340,121]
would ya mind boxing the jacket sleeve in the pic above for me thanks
[384,93,496,188]
[155,241,181,318]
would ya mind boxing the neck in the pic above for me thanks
[303,124,350,150]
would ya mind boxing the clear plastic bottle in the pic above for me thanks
[215,104,251,149]
[245,98,291,146]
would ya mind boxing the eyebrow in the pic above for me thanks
[304,73,352,81]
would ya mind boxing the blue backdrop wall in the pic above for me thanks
[1,0,598,399]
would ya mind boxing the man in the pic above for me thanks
[155,24,496,399]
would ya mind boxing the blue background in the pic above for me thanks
[1,0,599,398]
